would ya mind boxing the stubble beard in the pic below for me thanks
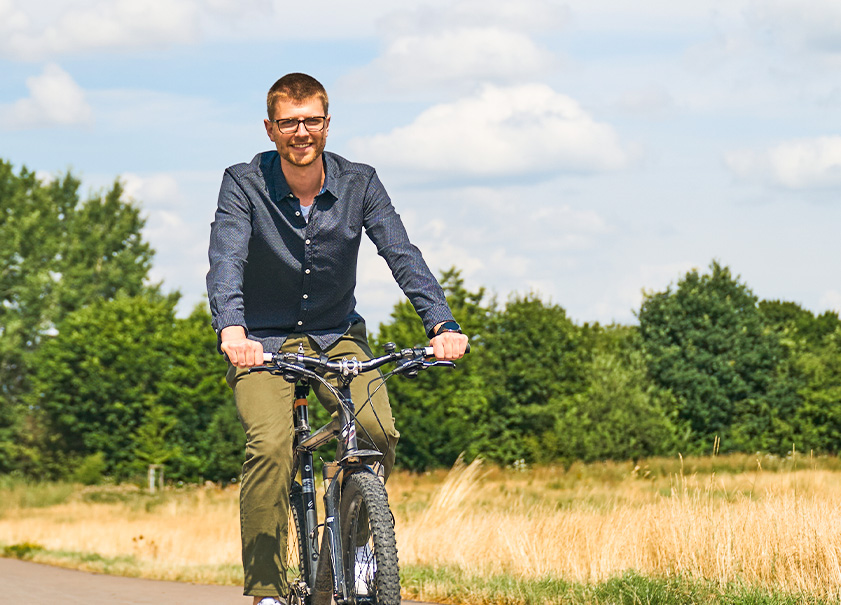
[281,136,327,168]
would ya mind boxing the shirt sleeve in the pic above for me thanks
[361,170,453,335]
[206,168,252,333]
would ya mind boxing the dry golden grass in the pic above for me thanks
[394,457,841,600]
[0,484,243,583]
[2,455,841,600]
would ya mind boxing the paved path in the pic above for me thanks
[0,558,435,604]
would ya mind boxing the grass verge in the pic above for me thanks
[3,542,836,604]
[1,541,243,585]
[401,565,835,605]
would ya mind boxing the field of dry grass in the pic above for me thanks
[0,483,243,583]
[394,456,841,602]
[2,454,841,602]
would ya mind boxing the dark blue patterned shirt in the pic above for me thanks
[206,150,453,353]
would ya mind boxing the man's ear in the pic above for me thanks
[264,119,276,142]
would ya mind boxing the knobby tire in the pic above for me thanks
[340,472,401,605]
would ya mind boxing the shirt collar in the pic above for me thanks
[266,151,336,203]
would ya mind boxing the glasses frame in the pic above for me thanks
[271,116,328,134]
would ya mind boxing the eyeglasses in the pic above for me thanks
[271,116,327,134]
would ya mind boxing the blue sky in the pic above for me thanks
[2,0,841,329]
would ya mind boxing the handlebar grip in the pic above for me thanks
[423,343,471,357]
[263,352,273,362]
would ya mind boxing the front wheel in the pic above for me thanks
[340,472,401,604]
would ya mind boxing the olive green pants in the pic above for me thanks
[226,322,399,598]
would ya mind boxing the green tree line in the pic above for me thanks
[2,160,841,482]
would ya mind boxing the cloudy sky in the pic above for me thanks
[2,0,841,329]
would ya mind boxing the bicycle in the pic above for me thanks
[251,341,465,605]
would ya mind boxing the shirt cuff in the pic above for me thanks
[212,311,247,334]
[422,306,455,339]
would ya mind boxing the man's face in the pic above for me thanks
[264,96,330,169]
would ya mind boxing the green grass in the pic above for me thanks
[1,541,243,585]
[0,478,74,513]
[401,566,836,605]
[2,541,45,559]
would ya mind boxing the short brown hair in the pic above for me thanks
[266,73,329,119]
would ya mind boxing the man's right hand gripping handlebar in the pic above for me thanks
[220,325,265,368]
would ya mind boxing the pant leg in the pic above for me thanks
[227,363,295,598]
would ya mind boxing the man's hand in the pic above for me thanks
[220,326,264,368]
[429,323,469,360]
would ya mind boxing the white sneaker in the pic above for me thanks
[257,598,286,605]
[354,544,377,595]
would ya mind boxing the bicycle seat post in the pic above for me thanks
[293,381,311,437]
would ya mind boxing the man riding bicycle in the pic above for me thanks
[206,72,469,605]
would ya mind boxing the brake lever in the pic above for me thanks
[423,360,456,369]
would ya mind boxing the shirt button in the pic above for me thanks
[305,239,311,245]
[305,269,311,274]
[297,321,303,326]
[303,294,309,299]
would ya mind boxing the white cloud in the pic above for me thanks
[338,0,565,93]
[378,0,569,34]
[0,0,271,60]
[1,0,193,59]
[0,0,28,32]
[0,63,92,129]
[592,261,699,324]
[348,84,629,180]
[616,86,675,116]
[746,0,841,53]
[726,136,841,189]
[121,172,182,206]
[357,27,558,91]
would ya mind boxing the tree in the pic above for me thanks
[760,300,841,348]
[29,296,241,481]
[54,179,153,319]
[0,160,154,473]
[478,294,594,464]
[637,261,787,452]
[760,301,841,453]
[791,329,841,452]
[0,162,65,471]
[161,304,244,483]
[30,294,178,477]
[538,326,678,464]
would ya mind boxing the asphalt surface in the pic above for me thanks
[0,558,435,604]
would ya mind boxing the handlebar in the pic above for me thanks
[261,346,428,375]
[256,342,469,379]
